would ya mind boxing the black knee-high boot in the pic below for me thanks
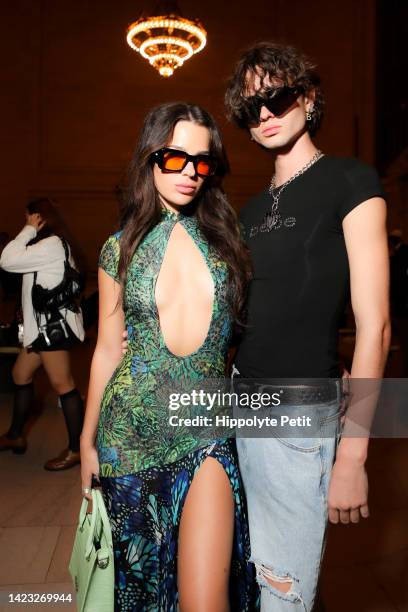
[59,388,84,452]
[0,382,33,453]
[7,382,34,439]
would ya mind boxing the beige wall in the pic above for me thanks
[0,0,378,272]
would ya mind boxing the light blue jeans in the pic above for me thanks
[234,376,342,611]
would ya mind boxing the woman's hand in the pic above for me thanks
[80,443,100,501]
[26,213,46,232]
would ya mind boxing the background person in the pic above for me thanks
[0,198,85,470]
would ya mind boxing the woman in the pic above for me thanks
[80,103,259,611]
[0,198,85,470]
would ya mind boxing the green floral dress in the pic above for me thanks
[97,208,259,611]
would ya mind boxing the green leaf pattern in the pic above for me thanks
[96,209,232,477]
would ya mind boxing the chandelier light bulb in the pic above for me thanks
[126,14,207,77]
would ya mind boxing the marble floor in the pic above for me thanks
[0,338,407,611]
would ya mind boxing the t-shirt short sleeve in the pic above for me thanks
[338,159,385,221]
[98,233,121,282]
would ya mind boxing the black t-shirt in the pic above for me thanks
[235,155,385,378]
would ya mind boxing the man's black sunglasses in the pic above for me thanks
[151,147,217,178]
[239,86,302,127]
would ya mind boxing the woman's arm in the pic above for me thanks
[80,267,125,498]
[0,215,59,273]
[81,268,125,447]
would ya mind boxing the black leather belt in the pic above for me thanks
[232,376,339,406]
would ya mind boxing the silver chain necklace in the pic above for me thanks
[253,150,324,235]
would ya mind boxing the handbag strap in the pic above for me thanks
[32,276,45,334]
[59,236,70,263]
[84,489,112,559]
[78,496,90,529]
[85,491,99,560]
[31,235,68,324]
[94,489,113,547]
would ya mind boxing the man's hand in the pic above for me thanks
[327,455,369,524]
[122,329,128,355]
[26,213,46,232]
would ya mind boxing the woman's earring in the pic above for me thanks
[306,107,314,121]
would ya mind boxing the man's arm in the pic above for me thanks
[328,196,391,524]
[344,196,390,378]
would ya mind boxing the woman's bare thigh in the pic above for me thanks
[12,348,42,385]
[40,350,75,395]
[178,456,234,612]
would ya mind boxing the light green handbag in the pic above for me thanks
[69,489,114,612]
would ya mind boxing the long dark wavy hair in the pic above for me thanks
[225,42,324,136]
[118,102,252,326]
[26,197,86,274]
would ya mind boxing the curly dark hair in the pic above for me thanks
[225,42,324,136]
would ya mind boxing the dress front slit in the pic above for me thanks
[100,439,258,611]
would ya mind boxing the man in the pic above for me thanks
[224,42,390,611]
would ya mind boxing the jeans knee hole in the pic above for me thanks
[254,562,306,607]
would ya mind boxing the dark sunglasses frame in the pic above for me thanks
[151,147,217,178]
[240,85,303,126]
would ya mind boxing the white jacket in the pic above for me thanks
[0,225,85,347]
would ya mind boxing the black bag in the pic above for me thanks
[31,237,84,314]
[31,309,72,350]
[30,237,83,351]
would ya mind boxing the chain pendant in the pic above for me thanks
[260,211,281,232]
[249,151,324,238]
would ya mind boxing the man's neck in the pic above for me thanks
[273,132,320,187]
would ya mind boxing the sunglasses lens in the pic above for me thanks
[162,151,187,171]
[265,88,298,116]
[196,159,214,177]
[240,87,299,125]
[240,98,260,126]
[155,149,215,177]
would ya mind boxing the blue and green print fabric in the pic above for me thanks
[97,208,259,611]
[99,439,259,611]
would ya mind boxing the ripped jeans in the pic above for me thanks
[234,375,342,611]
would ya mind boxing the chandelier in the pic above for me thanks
[126,7,207,78]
